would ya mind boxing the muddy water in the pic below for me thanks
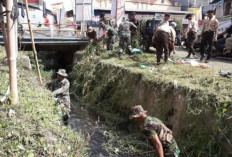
[68,97,124,157]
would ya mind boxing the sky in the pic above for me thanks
[44,0,73,11]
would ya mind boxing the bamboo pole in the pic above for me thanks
[6,0,19,104]
[24,0,43,85]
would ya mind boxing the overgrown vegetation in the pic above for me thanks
[0,48,87,156]
[71,48,232,156]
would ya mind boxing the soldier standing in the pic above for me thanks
[200,10,219,63]
[99,13,112,48]
[130,105,180,157]
[118,17,137,59]
[99,22,117,50]
[184,14,198,58]
[130,12,139,48]
[52,69,70,122]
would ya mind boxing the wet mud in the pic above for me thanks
[68,97,125,157]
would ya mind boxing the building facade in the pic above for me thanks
[94,0,181,12]
[173,0,212,11]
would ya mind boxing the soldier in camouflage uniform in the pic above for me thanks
[100,22,117,50]
[52,69,71,120]
[130,105,180,157]
[99,13,111,29]
[130,12,140,48]
[118,17,137,59]
[99,13,112,48]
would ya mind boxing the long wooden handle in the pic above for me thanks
[25,0,43,85]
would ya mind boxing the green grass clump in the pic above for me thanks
[0,48,87,156]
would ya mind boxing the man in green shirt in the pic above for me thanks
[99,22,117,50]
[130,105,180,157]
[52,69,70,121]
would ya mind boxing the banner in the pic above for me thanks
[51,2,64,13]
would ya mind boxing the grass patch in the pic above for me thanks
[0,48,87,156]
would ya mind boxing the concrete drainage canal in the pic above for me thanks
[32,51,232,157]
[35,51,154,157]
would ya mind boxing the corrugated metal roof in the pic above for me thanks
[210,0,221,4]
[125,9,194,14]
[94,7,194,15]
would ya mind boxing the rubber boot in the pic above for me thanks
[118,52,122,60]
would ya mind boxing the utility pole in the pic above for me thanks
[6,0,19,104]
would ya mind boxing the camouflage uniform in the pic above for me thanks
[143,116,180,157]
[105,25,117,50]
[53,78,71,117]
[99,18,111,28]
[118,20,136,56]
[99,17,112,48]
[130,19,139,48]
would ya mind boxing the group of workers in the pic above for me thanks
[52,68,180,156]
[87,10,232,64]
[86,12,139,59]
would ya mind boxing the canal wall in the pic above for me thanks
[71,52,232,156]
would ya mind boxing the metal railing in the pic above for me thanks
[19,22,87,38]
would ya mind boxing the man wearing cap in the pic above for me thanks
[52,69,70,119]
[86,26,101,55]
[200,10,219,63]
[118,17,137,59]
[87,26,97,43]
[130,12,140,48]
[153,22,176,65]
[184,14,198,58]
[130,105,180,157]
[99,22,117,50]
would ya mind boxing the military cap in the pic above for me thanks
[129,105,147,119]
[56,69,68,77]
[87,26,94,32]
[170,22,177,27]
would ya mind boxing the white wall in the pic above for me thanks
[18,7,54,28]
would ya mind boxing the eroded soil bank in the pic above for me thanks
[70,51,232,157]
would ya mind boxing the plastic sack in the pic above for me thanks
[131,48,143,54]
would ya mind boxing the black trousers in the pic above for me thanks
[200,31,214,60]
[155,31,170,63]
[187,31,196,56]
